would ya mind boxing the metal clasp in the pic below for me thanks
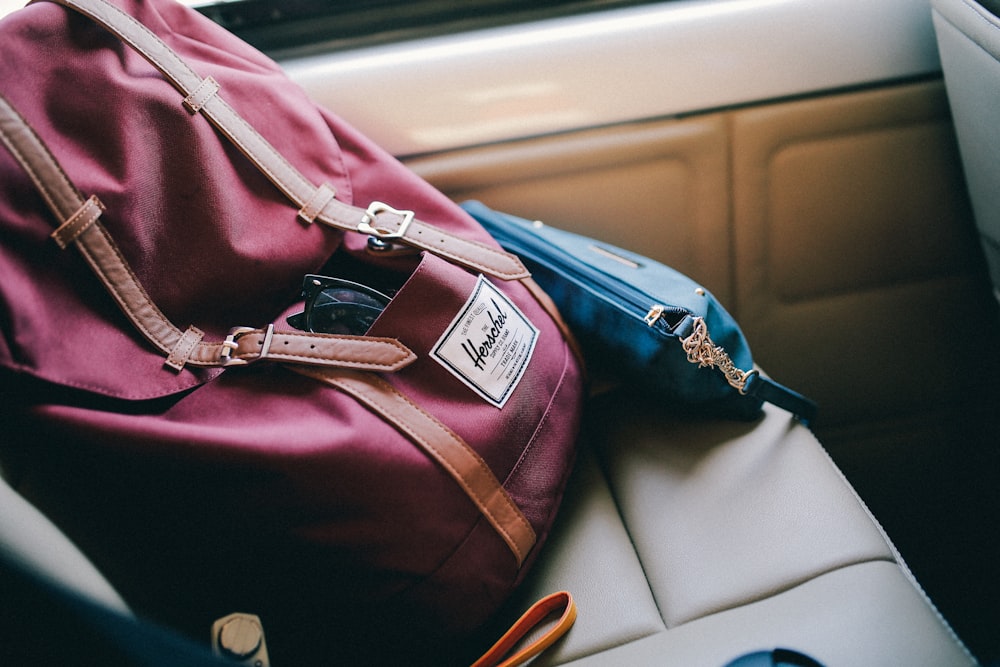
[357,201,415,243]
[220,324,273,367]
[680,317,757,394]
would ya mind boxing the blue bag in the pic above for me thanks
[462,201,817,425]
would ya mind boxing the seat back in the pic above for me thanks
[933,0,1000,305]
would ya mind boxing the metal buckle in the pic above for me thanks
[357,201,414,243]
[220,325,273,366]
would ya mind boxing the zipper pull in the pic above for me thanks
[644,304,666,326]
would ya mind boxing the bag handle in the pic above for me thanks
[0,91,415,373]
[209,592,576,667]
[42,0,528,283]
[471,591,577,667]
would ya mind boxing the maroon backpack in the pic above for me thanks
[0,0,584,663]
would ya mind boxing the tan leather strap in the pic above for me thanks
[294,366,537,566]
[45,0,528,282]
[209,592,576,667]
[2,91,524,563]
[519,276,586,371]
[471,591,577,667]
[0,92,416,373]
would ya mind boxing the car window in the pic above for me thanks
[0,0,670,54]
[181,0,665,54]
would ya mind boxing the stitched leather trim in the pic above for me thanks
[231,331,416,371]
[520,276,586,370]
[182,75,220,113]
[295,366,537,566]
[297,182,337,224]
[51,194,106,249]
[165,325,205,371]
[0,92,418,372]
[0,94,85,223]
[49,0,529,281]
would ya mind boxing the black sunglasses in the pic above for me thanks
[286,274,391,335]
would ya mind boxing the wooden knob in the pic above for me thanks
[217,614,262,659]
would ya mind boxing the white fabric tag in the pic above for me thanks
[432,276,539,408]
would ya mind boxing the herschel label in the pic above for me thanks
[432,276,539,408]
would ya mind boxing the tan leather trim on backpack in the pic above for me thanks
[0,92,417,374]
[46,0,529,282]
[2,3,542,569]
[519,277,587,374]
[294,366,538,567]
[1,89,533,567]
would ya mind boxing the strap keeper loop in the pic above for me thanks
[298,183,336,224]
[183,76,220,113]
[165,325,205,372]
[51,195,105,249]
[258,323,275,359]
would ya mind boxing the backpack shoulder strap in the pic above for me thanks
[0,92,415,374]
[0,91,536,565]
[44,0,529,282]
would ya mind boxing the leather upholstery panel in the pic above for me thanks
[734,90,971,302]
[933,0,1000,299]
[730,81,992,425]
[552,562,974,666]
[408,116,733,307]
[592,400,893,628]
[0,470,131,616]
[492,396,972,666]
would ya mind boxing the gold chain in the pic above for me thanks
[680,317,757,394]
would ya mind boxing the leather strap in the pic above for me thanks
[471,591,577,667]
[743,373,818,427]
[44,0,528,282]
[293,366,537,566]
[1,4,546,565]
[1,91,530,565]
[207,593,575,667]
[0,92,416,373]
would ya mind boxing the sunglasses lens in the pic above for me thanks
[289,277,391,335]
[313,287,386,311]
[307,300,384,335]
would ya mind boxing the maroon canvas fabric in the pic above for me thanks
[0,0,584,663]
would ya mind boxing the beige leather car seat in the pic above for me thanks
[487,394,975,666]
[0,394,977,665]
[933,0,1000,307]
[0,463,130,616]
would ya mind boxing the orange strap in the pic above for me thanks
[471,591,577,667]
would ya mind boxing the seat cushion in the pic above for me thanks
[488,394,975,666]
[0,391,976,665]
[0,469,130,616]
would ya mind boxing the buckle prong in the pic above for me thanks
[220,326,258,366]
[358,201,415,242]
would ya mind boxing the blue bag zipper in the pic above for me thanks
[475,214,691,337]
